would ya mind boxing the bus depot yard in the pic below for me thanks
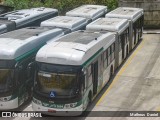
[89,32,160,117]
[21,31,160,119]
[0,3,159,119]
[2,31,160,120]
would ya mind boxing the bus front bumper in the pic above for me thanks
[32,101,83,116]
[0,97,18,110]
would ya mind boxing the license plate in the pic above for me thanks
[48,109,56,113]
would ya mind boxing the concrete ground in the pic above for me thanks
[2,33,160,120]
[85,33,160,119]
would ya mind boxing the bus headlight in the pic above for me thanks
[0,96,12,102]
[64,102,77,109]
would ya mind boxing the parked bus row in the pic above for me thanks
[0,5,107,110]
[0,5,143,116]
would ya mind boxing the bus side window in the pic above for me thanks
[118,37,122,51]
[106,50,108,66]
[133,24,136,45]
[87,65,92,88]
[124,29,127,43]
[140,16,143,36]
[108,47,111,65]
[111,43,115,61]
[103,51,108,69]
[121,32,125,45]
[100,54,104,72]
[127,28,129,42]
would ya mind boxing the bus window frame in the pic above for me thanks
[103,51,108,69]
[111,43,115,61]
[86,65,92,88]
[108,47,111,65]
[133,22,137,45]
[118,36,122,51]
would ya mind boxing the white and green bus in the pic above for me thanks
[105,7,144,51]
[33,30,116,116]
[0,7,58,34]
[0,27,64,109]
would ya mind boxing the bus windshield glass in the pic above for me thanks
[35,63,82,97]
[0,60,15,92]
[0,69,14,92]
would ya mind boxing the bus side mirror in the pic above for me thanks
[14,62,22,85]
[27,62,35,78]
[80,74,86,94]
[15,62,23,72]
[82,68,86,75]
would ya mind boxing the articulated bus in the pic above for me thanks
[0,27,64,109]
[33,30,116,116]
[32,7,144,116]
[86,17,130,69]
[105,7,144,51]
[0,7,58,34]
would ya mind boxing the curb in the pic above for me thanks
[143,31,160,34]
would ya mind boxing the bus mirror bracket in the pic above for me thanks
[15,62,22,71]
[27,62,35,77]
[82,68,86,74]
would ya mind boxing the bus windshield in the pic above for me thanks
[37,72,77,96]
[35,63,82,97]
[0,69,14,92]
[0,60,15,92]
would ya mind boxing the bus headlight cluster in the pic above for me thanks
[33,98,42,105]
[64,102,77,109]
[0,96,12,102]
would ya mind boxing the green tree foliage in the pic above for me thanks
[4,0,118,14]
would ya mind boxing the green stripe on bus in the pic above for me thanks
[82,48,103,67]
[15,43,45,62]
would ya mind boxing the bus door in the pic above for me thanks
[92,61,98,95]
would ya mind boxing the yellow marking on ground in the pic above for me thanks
[157,107,160,111]
[96,40,146,106]
[156,99,160,111]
